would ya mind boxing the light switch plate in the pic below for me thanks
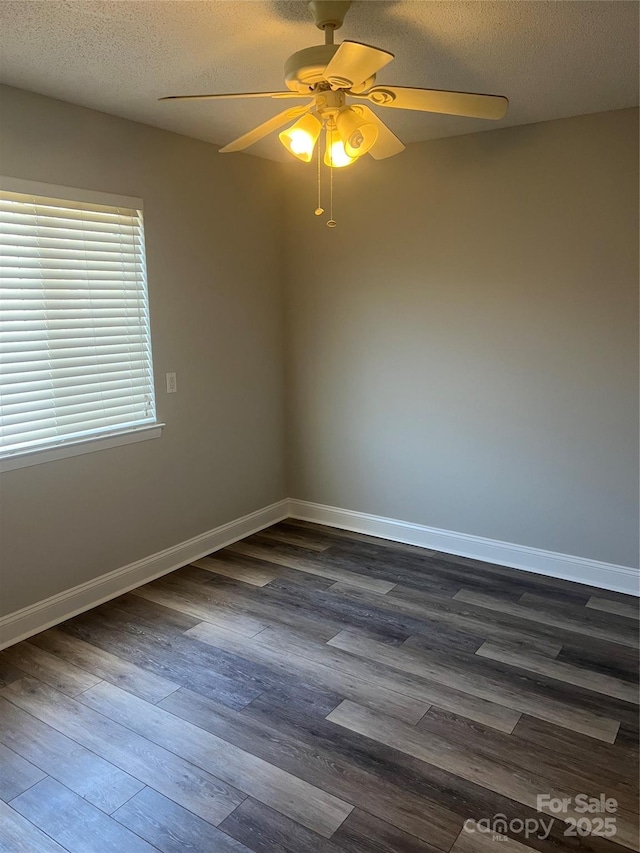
[166,372,177,393]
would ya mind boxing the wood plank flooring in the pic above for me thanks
[1,519,638,852]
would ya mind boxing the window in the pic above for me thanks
[0,177,162,471]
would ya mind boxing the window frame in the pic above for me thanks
[0,176,164,472]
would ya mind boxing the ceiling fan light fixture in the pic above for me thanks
[279,112,323,162]
[336,106,378,157]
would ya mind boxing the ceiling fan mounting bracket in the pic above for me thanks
[308,1,352,31]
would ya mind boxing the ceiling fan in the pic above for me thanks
[160,0,509,168]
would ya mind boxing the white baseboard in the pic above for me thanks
[2,496,637,650]
[0,499,288,650]
[288,499,639,597]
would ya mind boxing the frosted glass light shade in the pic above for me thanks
[279,113,322,162]
[336,106,378,157]
[324,137,357,168]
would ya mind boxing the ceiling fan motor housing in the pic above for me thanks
[285,45,376,94]
[285,45,339,92]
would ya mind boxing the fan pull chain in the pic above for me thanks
[327,124,336,228]
[328,164,335,227]
[314,132,323,216]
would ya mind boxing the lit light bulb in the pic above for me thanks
[324,138,357,168]
[289,129,313,156]
[279,114,322,162]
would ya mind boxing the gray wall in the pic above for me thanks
[283,108,639,568]
[0,85,287,615]
[1,91,637,620]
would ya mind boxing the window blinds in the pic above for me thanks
[0,185,157,458]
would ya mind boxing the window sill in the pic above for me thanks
[0,423,165,472]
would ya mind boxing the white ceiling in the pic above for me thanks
[0,1,638,161]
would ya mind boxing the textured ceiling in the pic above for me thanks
[0,1,638,161]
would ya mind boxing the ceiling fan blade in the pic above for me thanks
[324,40,394,90]
[352,104,405,160]
[219,103,313,153]
[159,91,308,102]
[356,86,508,120]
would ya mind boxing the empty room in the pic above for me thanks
[0,1,638,851]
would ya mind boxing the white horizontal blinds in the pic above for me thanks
[0,188,156,456]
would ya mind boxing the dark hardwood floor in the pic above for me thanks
[1,519,638,852]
